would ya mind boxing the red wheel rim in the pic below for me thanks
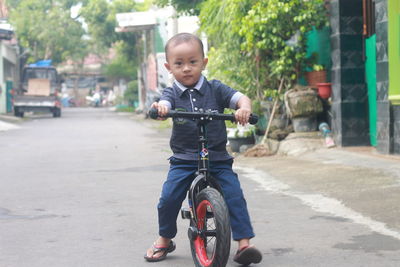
[194,199,215,267]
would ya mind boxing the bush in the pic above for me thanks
[124,80,139,106]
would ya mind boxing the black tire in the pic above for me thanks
[14,108,24,118]
[52,107,61,118]
[190,188,231,267]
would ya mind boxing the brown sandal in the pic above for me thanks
[233,245,262,265]
[144,240,176,262]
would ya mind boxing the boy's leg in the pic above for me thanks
[210,160,262,264]
[146,158,197,261]
[209,160,255,241]
[157,158,197,239]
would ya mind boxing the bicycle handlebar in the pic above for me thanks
[148,108,258,125]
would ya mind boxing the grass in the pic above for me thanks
[115,105,135,113]
[154,118,172,130]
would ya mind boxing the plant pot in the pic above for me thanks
[306,70,327,88]
[316,82,332,99]
[292,116,317,132]
[228,136,255,152]
[285,88,323,118]
[260,100,288,131]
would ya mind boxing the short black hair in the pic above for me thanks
[165,33,204,61]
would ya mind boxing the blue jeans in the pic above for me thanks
[157,157,255,241]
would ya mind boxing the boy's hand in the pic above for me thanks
[235,95,252,125]
[235,108,251,126]
[151,102,169,120]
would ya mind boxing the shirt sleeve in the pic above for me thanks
[229,92,244,109]
[211,80,241,109]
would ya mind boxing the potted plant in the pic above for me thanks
[305,64,327,88]
[284,85,323,132]
[227,124,256,153]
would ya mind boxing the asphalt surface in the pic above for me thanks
[1,108,400,267]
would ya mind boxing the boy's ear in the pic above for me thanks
[203,58,208,69]
[164,62,171,72]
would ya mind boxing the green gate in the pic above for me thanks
[365,35,377,146]
[6,80,13,113]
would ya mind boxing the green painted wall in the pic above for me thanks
[0,44,5,114]
[6,80,13,113]
[306,26,332,74]
[365,35,377,146]
[298,27,331,85]
[388,0,400,101]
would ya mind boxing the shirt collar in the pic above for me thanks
[174,75,204,92]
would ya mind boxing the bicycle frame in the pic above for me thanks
[148,108,258,223]
[149,108,258,266]
[188,118,224,223]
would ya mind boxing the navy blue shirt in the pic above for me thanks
[159,76,243,161]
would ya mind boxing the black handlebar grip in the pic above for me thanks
[249,114,258,125]
[148,108,159,119]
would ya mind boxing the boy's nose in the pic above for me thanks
[183,64,191,72]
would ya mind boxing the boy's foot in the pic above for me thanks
[233,245,262,265]
[144,240,175,262]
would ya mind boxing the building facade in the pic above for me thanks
[329,0,400,154]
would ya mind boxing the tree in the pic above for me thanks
[155,0,204,15]
[199,0,260,98]
[79,0,152,80]
[239,0,327,88]
[103,41,138,82]
[199,0,328,100]
[8,0,87,64]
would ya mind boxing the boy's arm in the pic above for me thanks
[235,95,252,125]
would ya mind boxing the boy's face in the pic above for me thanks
[165,41,208,88]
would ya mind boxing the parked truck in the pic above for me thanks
[13,65,62,118]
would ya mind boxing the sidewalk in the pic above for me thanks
[235,140,400,239]
[0,114,22,132]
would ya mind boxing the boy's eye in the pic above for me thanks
[174,62,182,66]
[191,60,197,64]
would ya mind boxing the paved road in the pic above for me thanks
[1,108,400,267]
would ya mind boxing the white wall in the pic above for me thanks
[0,42,17,114]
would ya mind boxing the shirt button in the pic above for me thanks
[193,98,196,102]
[194,107,198,110]
[190,89,194,92]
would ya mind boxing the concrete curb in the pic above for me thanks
[0,120,20,131]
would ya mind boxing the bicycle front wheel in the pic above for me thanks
[190,188,231,267]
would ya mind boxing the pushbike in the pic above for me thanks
[149,108,258,267]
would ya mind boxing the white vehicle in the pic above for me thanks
[13,66,62,118]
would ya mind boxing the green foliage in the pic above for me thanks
[200,0,328,100]
[80,0,142,78]
[200,0,260,98]
[227,124,255,138]
[240,0,327,83]
[8,0,87,64]
[155,0,204,15]
[116,105,135,112]
[79,0,151,53]
[79,0,139,52]
[124,80,139,106]
[103,42,138,81]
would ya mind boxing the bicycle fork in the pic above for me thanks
[181,119,210,238]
